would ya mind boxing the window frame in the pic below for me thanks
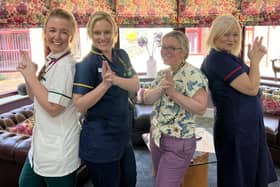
[185,28,203,55]
[0,29,31,72]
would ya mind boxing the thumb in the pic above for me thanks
[165,70,172,80]
[105,61,112,72]
[102,61,107,75]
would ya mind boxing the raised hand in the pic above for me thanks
[247,36,267,65]
[101,60,114,88]
[17,51,37,79]
[160,70,175,95]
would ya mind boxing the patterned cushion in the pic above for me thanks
[260,86,280,115]
[7,116,34,136]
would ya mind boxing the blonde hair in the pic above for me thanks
[162,30,190,60]
[206,14,242,56]
[87,11,118,47]
[43,8,77,56]
[44,8,77,43]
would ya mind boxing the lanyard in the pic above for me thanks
[45,51,71,73]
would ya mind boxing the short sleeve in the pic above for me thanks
[186,67,208,97]
[210,52,244,84]
[47,58,75,107]
[73,57,97,95]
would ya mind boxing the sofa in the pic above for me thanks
[264,114,280,165]
[0,99,88,187]
[260,85,280,165]
[131,103,153,146]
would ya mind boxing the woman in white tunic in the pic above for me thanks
[17,8,81,187]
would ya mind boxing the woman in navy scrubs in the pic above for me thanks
[201,15,277,187]
[72,11,139,187]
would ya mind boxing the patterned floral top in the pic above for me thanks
[150,62,208,147]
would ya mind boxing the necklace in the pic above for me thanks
[172,61,186,76]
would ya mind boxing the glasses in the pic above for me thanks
[160,45,182,52]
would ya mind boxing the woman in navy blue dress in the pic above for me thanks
[201,14,277,187]
[72,11,139,187]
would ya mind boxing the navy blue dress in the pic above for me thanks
[201,49,277,187]
[73,47,136,163]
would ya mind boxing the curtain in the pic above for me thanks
[116,0,177,26]
[178,0,239,27]
[0,0,113,28]
[240,0,280,26]
[49,0,113,27]
[0,0,279,28]
[0,0,49,28]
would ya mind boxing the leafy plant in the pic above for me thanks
[137,32,162,57]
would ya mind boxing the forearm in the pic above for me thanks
[168,89,208,115]
[143,87,163,105]
[73,83,109,113]
[24,81,34,100]
[113,75,139,93]
[248,62,260,94]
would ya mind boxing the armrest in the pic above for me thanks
[134,104,153,119]
[264,116,279,135]
[0,131,31,164]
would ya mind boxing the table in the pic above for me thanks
[142,127,216,187]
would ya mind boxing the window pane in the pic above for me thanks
[119,28,172,74]
[185,27,208,68]
[0,29,31,72]
[244,26,280,79]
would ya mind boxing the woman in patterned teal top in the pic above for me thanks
[142,31,208,187]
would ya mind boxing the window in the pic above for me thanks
[185,28,202,54]
[0,29,30,94]
[0,29,31,72]
[119,28,173,75]
[244,26,280,80]
[243,26,254,64]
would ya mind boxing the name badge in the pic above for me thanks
[98,68,102,73]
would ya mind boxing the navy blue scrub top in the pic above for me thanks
[73,47,136,163]
[201,49,265,122]
[200,49,277,186]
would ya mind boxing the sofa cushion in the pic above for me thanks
[0,131,30,162]
[260,86,280,115]
[0,112,26,127]
[11,108,33,119]
[0,117,16,129]
[8,117,34,136]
